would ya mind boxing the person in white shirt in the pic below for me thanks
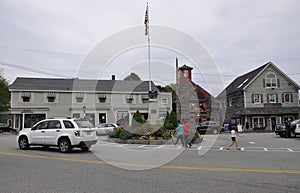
[226,128,242,150]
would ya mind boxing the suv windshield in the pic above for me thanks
[74,120,94,128]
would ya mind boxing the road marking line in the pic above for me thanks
[197,146,202,150]
[156,145,164,149]
[241,147,245,151]
[219,147,224,151]
[287,148,294,152]
[248,142,256,144]
[137,145,146,148]
[1,151,300,174]
[264,148,268,151]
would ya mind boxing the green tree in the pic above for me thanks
[132,110,146,124]
[163,110,178,130]
[124,73,141,81]
[0,71,10,112]
[156,84,175,92]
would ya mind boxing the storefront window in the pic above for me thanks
[252,117,265,129]
[24,114,46,128]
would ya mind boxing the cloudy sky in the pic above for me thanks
[0,0,299,96]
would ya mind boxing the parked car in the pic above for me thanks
[95,123,120,136]
[195,121,220,135]
[17,118,97,152]
[275,119,300,138]
[294,119,300,135]
[0,123,11,132]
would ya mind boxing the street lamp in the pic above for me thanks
[82,106,86,119]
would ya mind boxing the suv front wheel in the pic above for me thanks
[58,138,71,153]
[19,136,30,150]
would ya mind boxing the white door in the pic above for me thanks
[29,121,48,144]
[44,120,62,145]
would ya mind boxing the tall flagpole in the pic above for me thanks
[144,2,151,92]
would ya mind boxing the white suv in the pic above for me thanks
[17,118,97,153]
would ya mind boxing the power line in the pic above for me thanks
[2,44,300,62]
[0,60,72,78]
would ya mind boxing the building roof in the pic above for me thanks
[9,77,158,93]
[179,65,193,70]
[218,61,300,97]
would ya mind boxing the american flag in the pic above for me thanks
[144,4,149,36]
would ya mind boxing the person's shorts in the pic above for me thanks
[231,137,236,141]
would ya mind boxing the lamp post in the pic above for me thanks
[82,106,86,119]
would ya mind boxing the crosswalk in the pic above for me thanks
[96,141,300,153]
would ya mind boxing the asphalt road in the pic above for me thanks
[1,132,300,193]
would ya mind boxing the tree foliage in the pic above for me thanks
[163,110,178,130]
[156,84,175,92]
[124,73,141,81]
[0,70,10,112]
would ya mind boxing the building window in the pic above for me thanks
[265,72,277,88]
[252,117,265,129]
[161,98,168,104]
[184,70,188,77]
[72,113,80,118]
[159,112,167,120]
[47,92,56,103]
[98,93,106,103]
[283,93,293,103]
[126,95,134,104]
[75,93,84,103]
[142,94,149,103]
[22,92,31,102]
[268,94,277,103]
[252,94,263,103]
[227,98,232,107]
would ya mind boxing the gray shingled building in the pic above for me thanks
[217,62,300,131]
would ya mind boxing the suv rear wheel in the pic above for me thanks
[58,138,71,153]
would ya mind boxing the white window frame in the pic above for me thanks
[183,70,188,77]
[74,92,86,103]
[161,98,168,104]
[20,91,32,103]
[265,72,277,88]
[283,93,292,103]
[45,92,58,103]
[268,94,276,103]
[252,117,265,128]
[253,94,261,104]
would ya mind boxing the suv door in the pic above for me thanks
[30,121,48,144]
[44,120,62,145]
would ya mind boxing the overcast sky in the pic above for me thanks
[0,0,299,96]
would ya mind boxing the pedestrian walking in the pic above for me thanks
[226,128,242,150]
[173,121,184,146]
[183,121,191,148]
[245,122,249,132]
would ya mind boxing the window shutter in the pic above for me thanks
[277,79,280,87]
[260,94,263,103]
[276,94,278,103]
[267,93,269,103]
[251,94,254,103]
[291,94,293,102]
[263,79,265,87]
[282,94,284,103]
